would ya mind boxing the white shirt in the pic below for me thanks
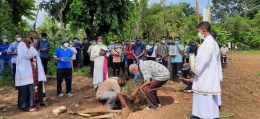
[220,47,229,55]
[192,35,222,95]
[146,45,157,57]
[87,44,95,61]
[69,46,77,60]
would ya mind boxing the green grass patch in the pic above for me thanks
[241,50,260,54]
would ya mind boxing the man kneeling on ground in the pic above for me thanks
[96,74,132,112]
[128,60,170,110]
[178,63,194,93]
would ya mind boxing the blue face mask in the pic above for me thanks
[98,42,103,45]
[134,72,142,82]
[175,41,179,44]
[3,39,8,43]
[74,39,77,42]
[42,39,46,41]
[150,42,154,45]
[90,41,93,44]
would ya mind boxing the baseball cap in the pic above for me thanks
[135,36,141,40]
[182,63,191,70]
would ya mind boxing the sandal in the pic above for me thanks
[28,106,38,112]
[145,107,159,111]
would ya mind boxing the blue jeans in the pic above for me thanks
[133,56,145,64]
[183,80,192,90]
[0,59,13,76]
[98,91,118,109]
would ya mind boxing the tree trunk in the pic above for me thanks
[58,0,68,38]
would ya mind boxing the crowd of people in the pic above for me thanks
[0,21,230,118]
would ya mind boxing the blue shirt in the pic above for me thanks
[0,43,11,60]
[7,41,20,63]
[54,46,73,68]
[131,43,146,56]
[37,39,50,58]
[108,44,115,52]
[73,43,82,55]
[171,44,184,63]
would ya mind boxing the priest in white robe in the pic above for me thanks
[191,22,222,119]
[16,30,47,112]
[91,36,109,91]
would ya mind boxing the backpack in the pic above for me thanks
[146,45,155,56]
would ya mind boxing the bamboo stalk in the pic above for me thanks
[195,0,202,45]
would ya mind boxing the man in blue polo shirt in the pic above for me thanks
[54,37,74,97]
[131,36,146,64]
[0,35,13,77]
[170,37,184,83]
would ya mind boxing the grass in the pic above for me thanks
[0,116,10,119]
[241,50,260,54]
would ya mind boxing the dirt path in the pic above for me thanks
[0,52,260,119]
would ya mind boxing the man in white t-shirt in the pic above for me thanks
[87,39,96,76]
[146,39,157,61]
[220,44,229,63]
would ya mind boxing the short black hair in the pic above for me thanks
[83,38,88,41]
[14,33,20,36]
[161,36,166,39]
[210,31,217,39]
[197,21,211,31]
[169,37,173,40]
[42,33,47,37]
[28,30,38,36]
[176,37,181,40]
[118,74,129,81]
[74,37,78,39]
[184,42,187,44]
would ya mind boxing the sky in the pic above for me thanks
[29,0,213,28]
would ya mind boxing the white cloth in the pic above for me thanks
[192,93,219,119]
[91,44,109,86]
[146,45,157,57]
[217,94,221,106]
[87,44,95,61]
[192,35,222,94]
[15,42,47,86]
[69,46,77,60]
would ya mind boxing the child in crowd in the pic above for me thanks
[178,63,194,93]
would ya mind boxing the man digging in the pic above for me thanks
[96,74,133,113]
[128,60,170,110]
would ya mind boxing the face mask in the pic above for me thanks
[110,42,113,44]
[90,41,93,44]
[175,41,179,44]
[69,44,73,47]
[223,45,226,47]
[93,43,96,45]
[198,32,205,39]
[134,72,142,82]
[169,40,172,43]
[64,43,69,48]
[122,42,125,45]
[132,42,135,44]
[3,39,8,43]
[74,39,77,42]
[162,40,166,43]
[16,38,22,41]
[149,42,154,45]
[115,46,118,48]
[42,38,46,41]
[98,42,103,45]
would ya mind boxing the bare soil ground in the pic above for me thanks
[0,52,260,119]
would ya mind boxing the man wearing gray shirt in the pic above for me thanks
[128,61,170,110]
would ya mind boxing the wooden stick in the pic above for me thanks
[87,114,111,119]
[78,110,121,114]
[220,114,234,118]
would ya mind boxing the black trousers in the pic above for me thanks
[113,62,120,76]
[108,55,113,68]
[161,61,168,67]
[83,54,90,66]
[221,55,227,63]
[127,59,133,77]
[76,54,81,68]
[73,60,77,69]
[41,58,48,75]
[90,61,94,76]
[13,63,16,82]
[171,63,183,81]
[147,57,156,61]
[120,61,125,74]
[57,68,72,94]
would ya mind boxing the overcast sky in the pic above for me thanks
[30,0,212,27]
